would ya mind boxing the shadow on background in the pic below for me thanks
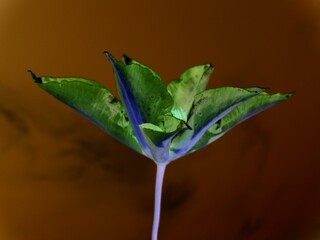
[0,0,319,239]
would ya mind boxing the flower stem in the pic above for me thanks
[152,163,167,240]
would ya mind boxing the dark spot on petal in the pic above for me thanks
[216,119,221,127]
[110,97,117,104]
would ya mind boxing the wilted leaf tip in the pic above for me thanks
[103,50,111,56]
[28,70,42,84]
[286,92,295,98]
[104,51,115,63]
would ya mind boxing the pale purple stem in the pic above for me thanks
[152,163,167,240]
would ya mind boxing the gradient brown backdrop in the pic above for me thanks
[0,0,319,239]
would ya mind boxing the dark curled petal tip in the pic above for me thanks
[207,64,214,69]
[28,70,42,84]
[286,92,295,98]
[104,51,116,63]
[122,54,132,65]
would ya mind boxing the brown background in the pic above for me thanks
[0,0,319,239]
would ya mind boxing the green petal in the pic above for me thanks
[106,52,176,159]
[167,64,213,122]
[140,120,181,163]
[169,87,266,160]
[190,92,293,153]
[107,53,174,125]
[30,71,143,154]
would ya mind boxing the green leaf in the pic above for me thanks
[167,64,213,122]
[190,92,294,153]
[29,71,143,154]
[169,87,266,160]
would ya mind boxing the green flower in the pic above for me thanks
[30,52,292,240]
[30,52,292,164]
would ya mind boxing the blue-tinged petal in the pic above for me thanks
[30,71,144,154]
[105,52,175,159]
[140,120,182,163]
[169,87,266,160]
[189,92,294,153]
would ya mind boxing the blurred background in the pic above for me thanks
[0,0,319,239]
